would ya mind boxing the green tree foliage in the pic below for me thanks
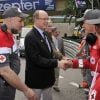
[63,0,75,16]
[63,0,100,25]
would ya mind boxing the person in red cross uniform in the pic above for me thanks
[64,9,100,100]
[0,7,37,100]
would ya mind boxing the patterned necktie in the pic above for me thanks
[43,32,51,52]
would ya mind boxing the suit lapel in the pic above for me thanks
[33,27,52,53]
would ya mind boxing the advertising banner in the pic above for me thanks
[75,0,86,9]
[0,0,55,12]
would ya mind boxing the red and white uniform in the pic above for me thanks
[72,39,100,100]
[0,29,17,68]
[89,73,100,100]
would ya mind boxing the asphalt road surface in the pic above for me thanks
[15,58,88,100]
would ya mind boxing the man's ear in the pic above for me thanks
[1,24,7,32]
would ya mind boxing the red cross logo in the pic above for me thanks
[0,55,6,63]
[90,57,95,64]
[89,90,96,100]
[91,94,95,99]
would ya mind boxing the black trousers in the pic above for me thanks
[0,85,16,100]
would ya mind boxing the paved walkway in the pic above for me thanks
[15,58,88,100]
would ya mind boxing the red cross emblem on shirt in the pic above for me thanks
[91,94,95,100]
[89,90,96,100]
[0,55,6,63]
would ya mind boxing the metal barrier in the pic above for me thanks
[63,39,80,58]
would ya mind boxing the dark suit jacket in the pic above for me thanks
[25,27,58,89]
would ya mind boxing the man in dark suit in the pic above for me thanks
[24,10,67,100]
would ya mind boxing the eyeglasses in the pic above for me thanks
[37,18,49,21]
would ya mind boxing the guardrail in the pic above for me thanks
[63,39,80,58]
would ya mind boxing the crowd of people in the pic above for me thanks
[0,6,100,100]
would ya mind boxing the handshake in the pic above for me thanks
[58,57,73,70]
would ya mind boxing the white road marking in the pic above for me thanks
[69,82,79,88]
[83,88,89,92]
[69,81,89,92]
[59,75,64,78]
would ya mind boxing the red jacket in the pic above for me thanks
[72,40,100,72]
[72,39,100,100]
[89,70,100,100]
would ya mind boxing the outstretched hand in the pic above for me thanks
[58,59,73,70]
[24,88,38,100]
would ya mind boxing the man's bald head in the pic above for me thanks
[33,10,48,21]
[33,10,49,30]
